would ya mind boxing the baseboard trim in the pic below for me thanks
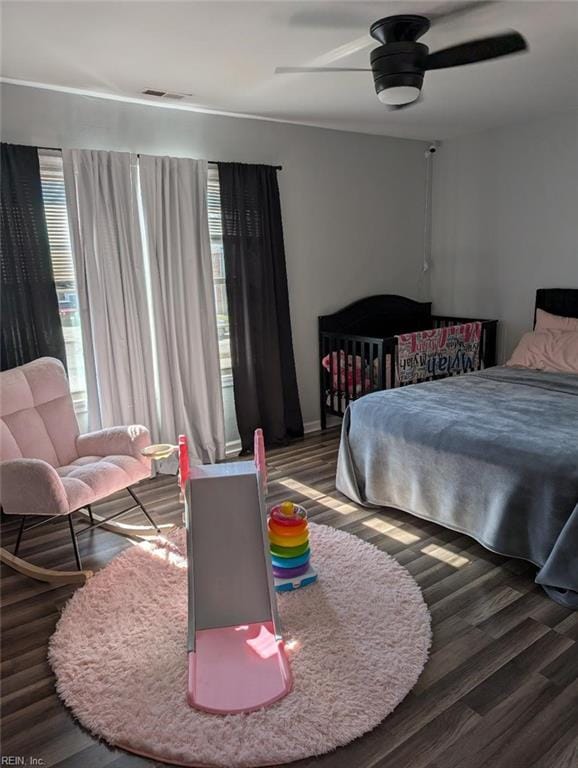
[225,440,242,457]
[225,419,330,457]
[303,419,321,434]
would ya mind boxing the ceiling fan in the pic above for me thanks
[275,10,528,109]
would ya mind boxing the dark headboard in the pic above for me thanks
[319,295,432,337]
[534,288,578,326]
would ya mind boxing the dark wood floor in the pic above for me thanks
[2,429,577,768]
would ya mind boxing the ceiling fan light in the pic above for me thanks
[377,86,421,106]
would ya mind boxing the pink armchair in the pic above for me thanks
[0,357,158,583]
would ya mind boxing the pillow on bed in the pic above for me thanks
[535,308,578,332]
[507,329,578,374]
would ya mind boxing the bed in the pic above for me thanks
[318,295,498,428]
[336,288,578,607]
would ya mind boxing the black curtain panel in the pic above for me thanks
[0,143,66,370]
[218,162,303,453]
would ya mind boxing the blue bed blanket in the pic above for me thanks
[336,366,578,607]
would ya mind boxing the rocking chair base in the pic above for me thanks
[76,508,174,539]
[0,546,93,585]
[1,485,173,586]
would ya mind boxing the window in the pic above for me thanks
[207,167,231,377]
[207,166,239,445]
[38,154,237,445]
[38,151,88,419]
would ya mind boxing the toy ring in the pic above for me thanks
[272,563,309,579]
[268,529,309,548]
[271,550,310,569]
[268,518,307,537]
[269,504,307,525]
[270,541,309,558]
[270,509,306,526]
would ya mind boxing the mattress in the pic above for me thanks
[336,366,578,607]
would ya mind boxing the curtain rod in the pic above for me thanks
[37,145,282,170]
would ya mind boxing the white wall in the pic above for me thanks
[431,111,578,361]
[1,83,429,427]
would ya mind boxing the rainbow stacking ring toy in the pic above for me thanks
[268,501,318,592]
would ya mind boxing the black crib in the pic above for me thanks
[319,295,498,428]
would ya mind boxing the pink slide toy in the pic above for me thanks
[180,429,292,714]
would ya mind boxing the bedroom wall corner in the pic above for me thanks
[430,110,578,361]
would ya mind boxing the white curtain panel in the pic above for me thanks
[62,149,159,436]
[138,156,225,463]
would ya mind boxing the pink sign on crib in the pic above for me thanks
[395,322,482,385]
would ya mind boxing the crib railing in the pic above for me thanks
[319,318,498,428]
[432,316,498,374]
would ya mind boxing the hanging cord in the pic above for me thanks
[423,148,433,273]
[417,143,437,299]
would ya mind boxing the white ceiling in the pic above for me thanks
[1,1,577,139]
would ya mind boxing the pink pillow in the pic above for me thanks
[507,330,578,374]
[535,308,578,332]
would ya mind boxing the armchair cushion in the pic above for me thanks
[0,458,70,517]
[56,455,150,511]
[76,426,151,467]
[0,358,79,466]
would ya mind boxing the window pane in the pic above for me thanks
[208,167,232,378]
[208,166,238,445]
[39,151,88,419]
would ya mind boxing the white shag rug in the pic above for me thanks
[49,523,431,767]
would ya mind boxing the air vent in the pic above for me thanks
[142,89,191,100]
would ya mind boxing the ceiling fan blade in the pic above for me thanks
[288,8,368,29]
[425,31,527,70]
[429,1,495,25]
[275,66,371,74]
[313,35,373,66]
